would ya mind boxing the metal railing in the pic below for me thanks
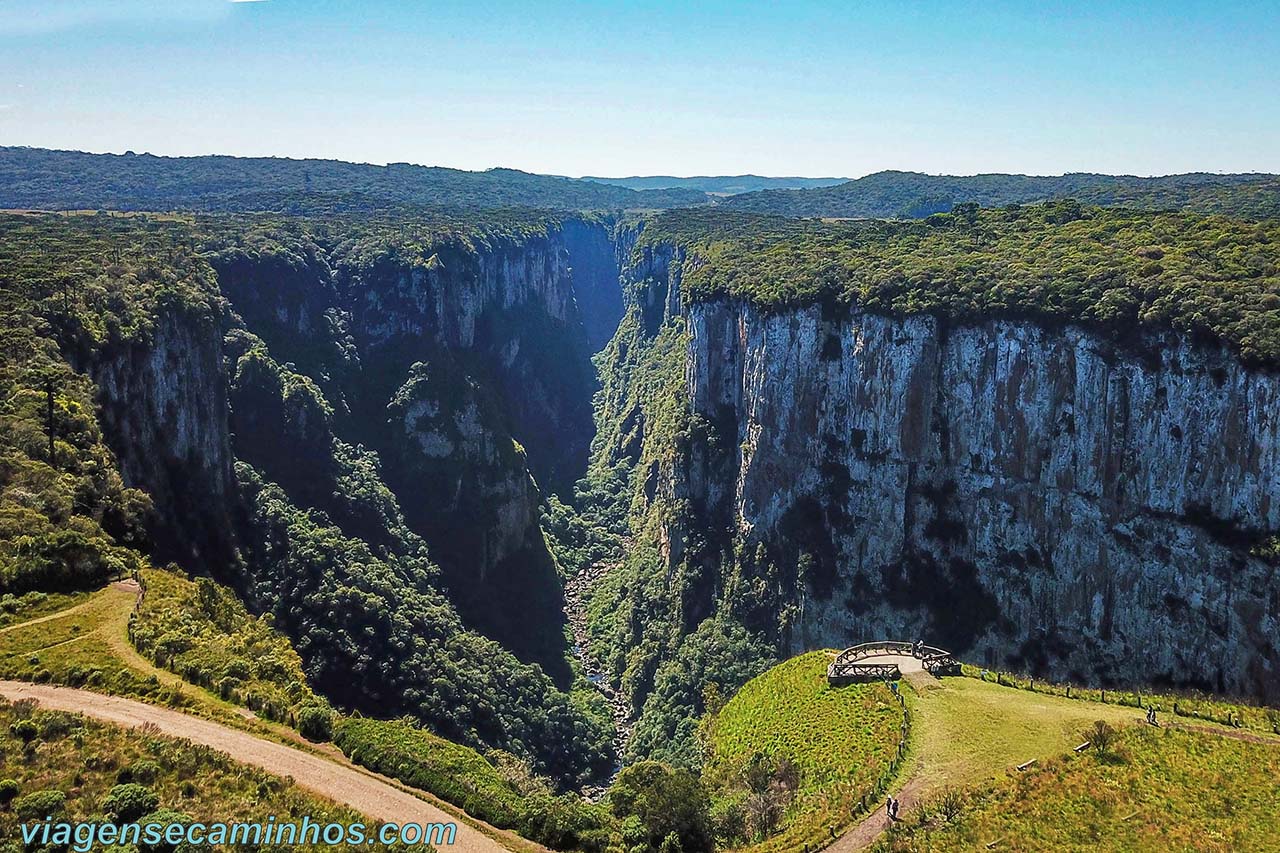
[827,641,958,682]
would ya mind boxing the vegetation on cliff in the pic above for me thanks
[0,213,219,595]
[0,211,614,786]
[129,569,327,727]
[723,170,1280,220]
[640,203,1280,367]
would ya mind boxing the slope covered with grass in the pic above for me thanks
[0,698,392,852]
[701,651,905,852]
[875,724,1280,852]
[908,677,1137,793]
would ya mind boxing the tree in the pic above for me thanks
[609,761,714,853]
[1086,720,1115,757]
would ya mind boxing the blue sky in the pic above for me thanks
[1,0,1277,177]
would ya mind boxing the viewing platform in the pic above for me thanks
[827,641,959,685]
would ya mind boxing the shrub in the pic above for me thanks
[1086,720,1116,757]
[138,808,193,853]
[609,761,714,853]
[9,719,38,743]
[38,712,77,740]
[0,779,20,807]
[296,705,334,742]
[130,760,162,784]
[14,789,66,820]
[101,783,160,821]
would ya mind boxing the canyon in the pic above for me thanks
[57,213,1279,778]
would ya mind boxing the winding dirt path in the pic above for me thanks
[0,681,523,853]
[823,774,925,853]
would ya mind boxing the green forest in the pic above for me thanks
[724,170,1280,220]
[0,147,707,213]
[640,203,1280,366]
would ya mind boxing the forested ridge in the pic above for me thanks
[640,202,1280,367]
[723,169,1280,220]
[0,146,709,213]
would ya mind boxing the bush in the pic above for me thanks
[9,719,38,743]
[130,760,162,784]
[138,808,194,853]
[296,705,334,742]
[1087,720,1116,757]
[14,789,65,820]
[0,779,19,807]
[101,783,160,822]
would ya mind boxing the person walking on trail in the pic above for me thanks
[886,796,893,818]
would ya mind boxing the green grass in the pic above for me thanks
[0,575,602,850]
[702,651,905,852]
[0,583,198,707]
[0,698,395,852]
[129,568,324,726]
[0,578,325,743]
[909,677,1139,793]
[0,590,91,629]
[960,664,1280,737]
[874,725,1280,852]
[335,716,524,829]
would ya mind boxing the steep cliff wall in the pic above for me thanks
[593,244,1280,766]
[682,303,1280,698]
[209,217,627,676]
[78,305,238,570]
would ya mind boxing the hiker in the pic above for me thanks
[886,796,893,818]
[891,798,900,820]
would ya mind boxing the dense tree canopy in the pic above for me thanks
[723,170,1280,220]
[0,146,708,214]
[640,203,1280,367]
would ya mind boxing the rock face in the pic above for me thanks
[78,306,238,570]
[665,296,1280,699]
[208,218,628,675]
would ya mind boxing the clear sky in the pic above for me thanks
[1,0,1277,178]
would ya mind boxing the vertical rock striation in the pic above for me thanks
[77,306,238,570]
[675,299,1279,698]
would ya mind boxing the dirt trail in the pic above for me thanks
[0,681,523,853]
[824,774,925,853]
[0,595,100,634]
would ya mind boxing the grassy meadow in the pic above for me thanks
[701,651,906,852]
[960,664,1280,737]
[874,724,1280,852]
[909,677,1139,792]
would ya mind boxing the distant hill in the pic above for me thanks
[577,174,848,195]
[0,146,710,212]
[722,170,1280,218]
